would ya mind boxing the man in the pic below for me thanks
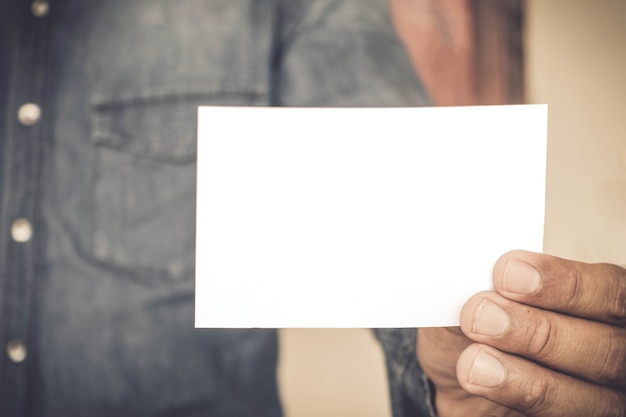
[1,0,623,416]
[0,1,427,415]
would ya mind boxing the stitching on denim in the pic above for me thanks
[91,85,268,109]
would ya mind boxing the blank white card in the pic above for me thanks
[195,105,547,328]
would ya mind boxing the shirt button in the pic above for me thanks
[17,103,42,126]
[11,218,33,243]
[6,339,27,363]
[31,0,50,17]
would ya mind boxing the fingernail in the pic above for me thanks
[472,299,510,337]
[502,258,540,294]
[469,350,506,387]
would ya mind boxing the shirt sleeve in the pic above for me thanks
[375,329,438,417]
[273,0,431,108]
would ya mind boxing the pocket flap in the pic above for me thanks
[91,85,267,164]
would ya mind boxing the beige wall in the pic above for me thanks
[527,0,626,265]
[278,2,626,416]
[278,329,391,417]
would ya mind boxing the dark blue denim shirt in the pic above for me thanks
[0,0,436,416]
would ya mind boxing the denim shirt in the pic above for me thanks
[0,0,435,416]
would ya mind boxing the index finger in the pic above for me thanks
[493,250,626,326]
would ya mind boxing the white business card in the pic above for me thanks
[195,105,547,328]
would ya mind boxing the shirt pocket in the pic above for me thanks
[89,85,267,283]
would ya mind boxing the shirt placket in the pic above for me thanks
[0,0,51,415]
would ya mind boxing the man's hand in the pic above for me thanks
[417,250,626,417]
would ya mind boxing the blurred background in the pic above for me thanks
[278,1,626,416]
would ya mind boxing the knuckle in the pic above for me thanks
[596,330,626,386]
[568,262,626,326]
[517,372,556,415]
[608,266,626,325]
[591,387,626,417]
[561,265,585,311]
[524,314,557,359]
[597,389,626,417]
[519,376,626,417]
